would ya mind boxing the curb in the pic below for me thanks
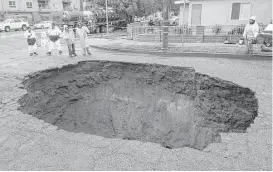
[90,45,272,61]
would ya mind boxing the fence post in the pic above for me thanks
[196,26,205,43]
[131,25,134,40]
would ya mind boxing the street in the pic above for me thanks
[0,32,272,170]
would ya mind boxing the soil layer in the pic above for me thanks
[18,61,258,150]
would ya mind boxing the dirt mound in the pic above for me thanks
[18,61,258,150]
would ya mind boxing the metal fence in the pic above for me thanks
[128,24,267,38]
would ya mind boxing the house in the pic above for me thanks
[0,0,81,23]
[176,0,272,26]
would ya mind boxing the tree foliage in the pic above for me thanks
[93,0,177,22]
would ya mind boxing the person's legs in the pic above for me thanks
[55,40,62,54]
[80,38,86,55]
[249,39,254,54]
[245,39,250,54]
[71,44,77,56]
[82,48,86,56]
[28,45,33,56]
[33,43,38,55]
[47,41,54,55]
[84,38,91,55]
[86,47,91,55]
[67,44,72,57]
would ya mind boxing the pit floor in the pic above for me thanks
[0,37,272,170]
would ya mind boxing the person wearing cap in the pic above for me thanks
[46,22,62,56]
[243,16,260,54]
[62,25,77,57]
[76,22,91,56]
[24,26,38,56]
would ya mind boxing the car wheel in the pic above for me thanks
[22,25,27,31]
[5,26,10,32]
[96,27,100,33]
[41,25,44,29]
[265,42,272,47]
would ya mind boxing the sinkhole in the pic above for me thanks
[18,61,258,150]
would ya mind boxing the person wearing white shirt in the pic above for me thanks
[46,23,62,56]
[76,22,91,56]
[243,16,260,54]
[62,25,77,57]
[24,27,38,56]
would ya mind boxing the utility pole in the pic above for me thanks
[182,0,185,51]
[162,0,170,49]
[1,0,4,12]
[80,0,83,11]
[105,0,109,35]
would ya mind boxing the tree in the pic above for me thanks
[93,0,177,22]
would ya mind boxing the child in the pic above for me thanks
[76,22,91,56]
[62,25,77,57]
[24,27,38,56]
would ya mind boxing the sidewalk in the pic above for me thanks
[88,38,272,58]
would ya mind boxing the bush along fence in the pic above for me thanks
[127,24,266,43]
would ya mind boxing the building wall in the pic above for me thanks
[71,0,82,10]
[178,4,189,25]
[188,0,272,25]
[0,0,3,11]
[49,0,64,11]
[0,0,83,12]
[1,0,39,12]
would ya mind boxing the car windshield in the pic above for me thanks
[3,20,11,23]
[264,24,273,31]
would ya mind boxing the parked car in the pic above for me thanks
[259,24,272,46]
[259,23,272,52]
[170,16,179,26]
[33,21,52,29]
[0,18,29,32]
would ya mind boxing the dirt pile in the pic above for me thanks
[18,61,258,150]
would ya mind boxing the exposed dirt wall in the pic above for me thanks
[18,61,258,150]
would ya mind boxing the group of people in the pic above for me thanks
[24,16,268,56]
[24,22,92,57]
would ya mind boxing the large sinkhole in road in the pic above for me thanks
[18,61,258,150]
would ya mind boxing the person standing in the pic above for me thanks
[76,22,91,56]
[243,16,260,54]
[24,27,38,56]
[62,25,77,57]
[46,23,62,56]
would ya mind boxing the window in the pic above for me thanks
[27,1,33,8]
[20,18,27,22]
[9,1,16,8]
[14,19,21,22]
[38,1,49,9]
[231,3,251,20]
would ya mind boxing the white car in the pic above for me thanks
[34,21,52,29]
[0,19,29,32]
[170,16,180,26]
